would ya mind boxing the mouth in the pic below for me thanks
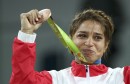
[81,49,95,57]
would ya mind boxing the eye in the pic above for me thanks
[94,36,103,41]
[77,34,87,39]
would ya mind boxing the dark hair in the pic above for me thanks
[69,9,114,54]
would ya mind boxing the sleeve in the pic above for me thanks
[10,31,52,84]
[124,66,130,84]
[17,30,36,43]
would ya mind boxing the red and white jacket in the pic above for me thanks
[10,31,130,84]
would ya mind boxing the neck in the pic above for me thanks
[75,58,101,65]
[94,59,101,64]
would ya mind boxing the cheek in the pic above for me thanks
[72,38,83,49]
[95,42,106,55]
[73,39,80,47]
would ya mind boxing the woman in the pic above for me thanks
[10,9,130,84]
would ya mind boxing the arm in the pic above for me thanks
[124,66,130,84]
[10,9,52,84]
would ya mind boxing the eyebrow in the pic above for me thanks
[95,33,103,36]
[77,31,87,33]
[78,31,103,36]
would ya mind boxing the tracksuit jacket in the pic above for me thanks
[10,31,130,84]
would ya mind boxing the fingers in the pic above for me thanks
[29,10,37,25]
[20,9,43,25]
[28,9,43,25]
[20,9,51,26]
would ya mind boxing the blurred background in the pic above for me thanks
[0,0,130,84]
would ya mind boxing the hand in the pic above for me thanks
[20,9,51,34]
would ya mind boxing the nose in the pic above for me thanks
[84,37,94,47]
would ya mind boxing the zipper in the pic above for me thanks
[86,65,91,84]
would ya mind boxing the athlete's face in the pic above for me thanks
[72,20,108,64]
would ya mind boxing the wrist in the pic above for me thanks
[21,28,34,34]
